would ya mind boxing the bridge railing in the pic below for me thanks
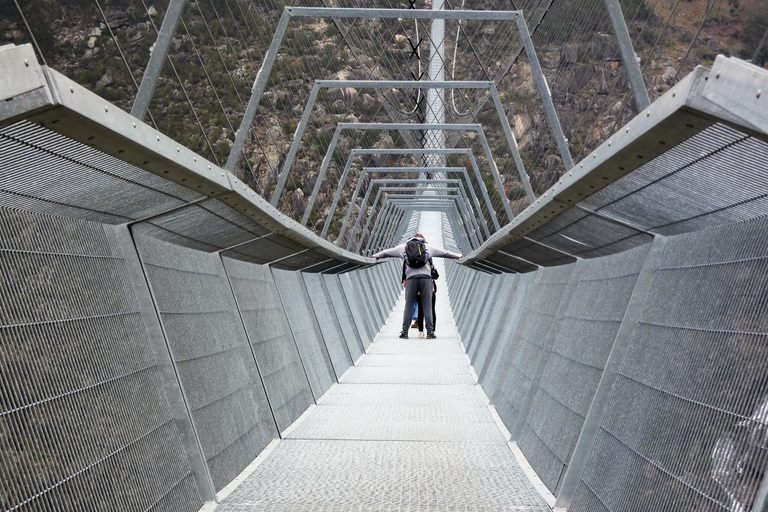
[446,56,768,512]
[0,43,402,510]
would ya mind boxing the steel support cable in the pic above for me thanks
[11,0,47,66]
[753,27,768,63]
[442,0,496,117]
[484,0,554,88]
[216,2,289,195]
[91,0,159,130]
[138,0,219,164]
[177,12,260,182]
[525,0,621,170]
[606,0,683,139]
[314,101,395,234]
[570,0,653,163]
[194,1,248,109]
[349,12,425,115]
[672,0,718,83]
[177,18,236,168]
[365,17,428,117]
[590,0,660,143]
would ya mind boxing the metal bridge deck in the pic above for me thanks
[211,214,550,511]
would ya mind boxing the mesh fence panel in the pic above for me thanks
[221,256,314,434]
[0,206,201,512]
[133,226,276,492]
[271,268,336,400]
[517,243,650,493]
[492,264,574,430]
[572,215,768,512]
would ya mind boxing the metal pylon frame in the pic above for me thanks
[221,7,577,200]
[342,167,490,238]
[335,166,487,246]
[320,148,501,239]
[311,122,518,225]
[347,179,479,251]
[268,80,555,216]
[352,179,481,251]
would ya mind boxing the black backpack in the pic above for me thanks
[405,238,428,268]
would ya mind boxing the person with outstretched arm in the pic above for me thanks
[373,234,462,339]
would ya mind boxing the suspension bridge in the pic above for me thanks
[2,0,768,511]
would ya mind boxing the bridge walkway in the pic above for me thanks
[210,213,550,511]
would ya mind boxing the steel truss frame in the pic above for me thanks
[220,7,575,198]
[336,166,486,247]
[353,179,481,252]
[270,80,559,215]
[321,148,501,240]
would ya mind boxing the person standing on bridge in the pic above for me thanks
[373,234,462,339]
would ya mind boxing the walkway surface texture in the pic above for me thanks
[214,212,551,511]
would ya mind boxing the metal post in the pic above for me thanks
[112,225,217,502]
[337,172,367,245]
[602,0,651,111]
[380,206,404,252]
[490,84,536,201]
[515,17,575,170]
[466,151,501,230]
[131,0,188,120]
[225,9,291,173]
[554,236,666,508]
[274,82,321,207]
[476,127,516,221]
[362,201,392,254]
[345,182,375,251]
[321,149,357,238]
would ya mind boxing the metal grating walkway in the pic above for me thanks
[211,213,551,511]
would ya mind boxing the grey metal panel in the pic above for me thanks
[339,272,375,349]
[347,270,381,340]
[113,225,216,502]
[556,236,666,508]
[133,227,276,491]
[0,206,202,511]
[466,275,503,359]
[458,273,491,344]
[221,257,314,434]
[361,267,386,326]
[0,119,202,224]
[323,274,365,363]
[481,272,536,398]
[492,265,574,433]
[516,243,650,493]
[475,274,520,383]
[462,58,768,270]
[470,274,517,374]
[302,272,353,379]
[271,268,336,400]
[572,215,768,512]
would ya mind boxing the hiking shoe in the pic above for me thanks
[399,331,409,339]
[418,331,425,338]
[426,332,436,339]
[411,322,418,328]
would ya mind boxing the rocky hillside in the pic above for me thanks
[2,0,766,234]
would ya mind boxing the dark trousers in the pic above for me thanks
[402,277,434,333]
[417,290,436,332]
